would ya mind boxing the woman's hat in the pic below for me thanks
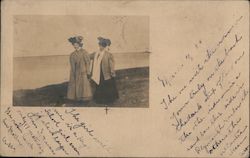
[98,37,111,47]
[106,39,111,46]
[68,36,83,45]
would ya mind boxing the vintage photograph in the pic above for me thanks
[13,15,150,107]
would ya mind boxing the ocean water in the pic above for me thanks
[14,52,149,90]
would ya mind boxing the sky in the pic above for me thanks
[13,15,149,57]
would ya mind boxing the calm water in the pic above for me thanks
[14,52,149,90]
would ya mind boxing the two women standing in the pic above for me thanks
[67,36,118,105]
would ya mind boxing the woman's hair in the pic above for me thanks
[68,36,83,47]
[98,37,111,48]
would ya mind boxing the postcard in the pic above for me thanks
[1,0,249,157]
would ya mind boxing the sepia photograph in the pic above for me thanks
[13,15,150,107]
[1,0,248,157]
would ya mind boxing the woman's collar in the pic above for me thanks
[75,48,83,52]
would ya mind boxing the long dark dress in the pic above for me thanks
[93,62,119,104]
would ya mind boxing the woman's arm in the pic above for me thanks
[83,52,91,77]
[109,53,116,77]
[69,55,75,74]
[88,52,95,77]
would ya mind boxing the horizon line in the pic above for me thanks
[14,51,151,58]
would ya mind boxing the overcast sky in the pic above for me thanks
[14,15,149,57]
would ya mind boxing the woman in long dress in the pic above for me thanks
[90,37,119,104]
[67,36,92,102]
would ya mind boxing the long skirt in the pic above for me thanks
[67,73,92,101]
[93,71,119,104]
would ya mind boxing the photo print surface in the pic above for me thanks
[13,15,150,107]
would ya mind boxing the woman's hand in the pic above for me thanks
[111,72,116,78]
[87,74,91,79]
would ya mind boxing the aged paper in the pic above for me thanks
[1,0,249,157]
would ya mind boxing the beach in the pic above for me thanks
[13,67,149,107]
